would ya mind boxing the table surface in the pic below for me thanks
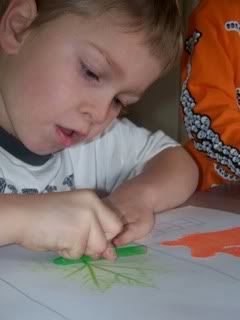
[1,187,240,320]
[184,185,240,214]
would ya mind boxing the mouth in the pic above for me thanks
[55,125,87,147]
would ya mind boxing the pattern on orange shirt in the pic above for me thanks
[181,0,240,190]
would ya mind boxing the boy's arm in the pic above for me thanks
[132,146,198,212]
[106,146,198,245]
[0,195,22,246]
[181,2,240,190]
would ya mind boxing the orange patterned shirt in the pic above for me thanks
[181,0,240,190]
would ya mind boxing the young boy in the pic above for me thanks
[181,0,240,190]
[0,0,198,260]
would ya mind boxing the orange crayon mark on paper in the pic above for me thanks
[160,227,240,258]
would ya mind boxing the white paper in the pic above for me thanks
[0,206,240,320]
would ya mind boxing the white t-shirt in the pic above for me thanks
[0,119,179,194]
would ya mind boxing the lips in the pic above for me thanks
[56,125,86,147]
[60,127,74,136]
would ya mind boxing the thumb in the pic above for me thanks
[102,242,117,261]
[114,218,154,246]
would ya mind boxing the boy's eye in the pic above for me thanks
[81,62,99,82]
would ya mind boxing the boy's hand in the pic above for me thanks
[104,185,155,246]
[17,190,122,259]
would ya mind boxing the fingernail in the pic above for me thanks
[106,247,117,260]
[113,239,120,246]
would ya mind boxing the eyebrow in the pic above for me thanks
[87,42,145,98]
[87,41,124,76]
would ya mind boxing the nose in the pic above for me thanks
[92,99,114,124]
[81,96,117,125]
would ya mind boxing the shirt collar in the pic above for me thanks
[0,127,52,166]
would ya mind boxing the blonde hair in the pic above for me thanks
[0,0,183,72]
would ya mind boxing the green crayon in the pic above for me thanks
[52,245,147,266]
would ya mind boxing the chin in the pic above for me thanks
[36,146,63,155]
[24,142,58,156]
[16,130,58,155]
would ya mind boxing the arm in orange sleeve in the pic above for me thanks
[181,7,240,190]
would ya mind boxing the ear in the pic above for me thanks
[0,0,37,54]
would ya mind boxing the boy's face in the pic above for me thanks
[0,12,161,155]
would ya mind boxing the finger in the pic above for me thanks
[57,230,89,260]
[57,249,79,260]
[85,216,108,257]
[83,249,100,259]
[114,217,154,246]
[102,198,128,224]
[86,244,116,261]
[66,243,86,260]
[102,242,117,261]
[96,202,123,240]
[59,244,85,260]
[57,250,64,258]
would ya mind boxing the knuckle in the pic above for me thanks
[82,189,98,202]
[68,247,83,259]
[94,239,107,255]
[113,219,123,235]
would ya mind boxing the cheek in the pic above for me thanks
[17,63,78,121]
[105,106,120,128]
[90,109,119,139]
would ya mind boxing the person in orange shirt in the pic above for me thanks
[181,0,240,190]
